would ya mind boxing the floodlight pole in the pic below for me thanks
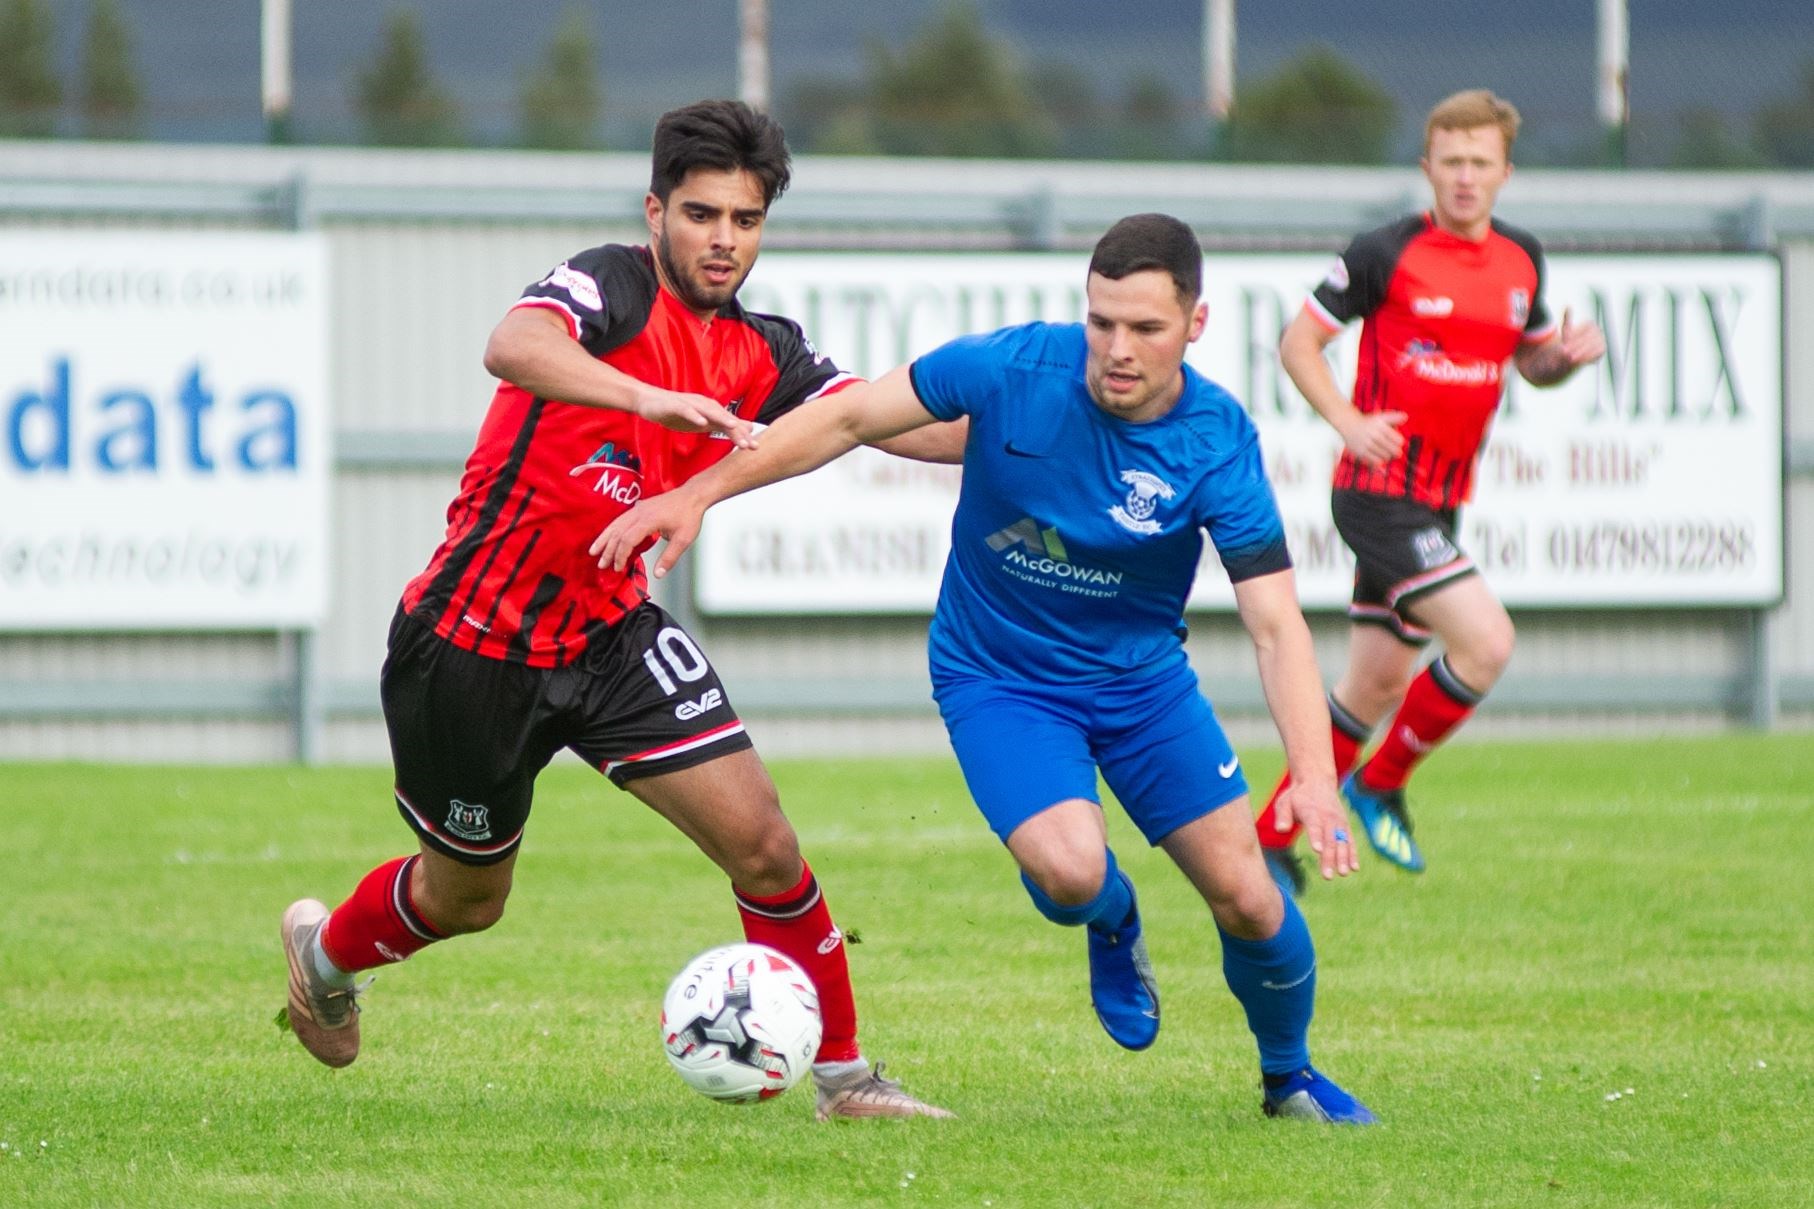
[1204,0,1235,157]
[1205,0,1235,122]
[1596,0,1628,166]
[261,0,294,143]
[739,0,771,113]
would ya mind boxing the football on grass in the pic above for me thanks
[661,943,822,1103]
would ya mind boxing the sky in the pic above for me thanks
[27,0,1814,158]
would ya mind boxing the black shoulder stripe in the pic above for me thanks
[738,308,850,423]
[1317,214,1424,324]
[577,244,660,356]
[1490,219,1545,273]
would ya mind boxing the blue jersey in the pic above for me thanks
[911,322,1290,686]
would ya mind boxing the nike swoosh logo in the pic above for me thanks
[1261,963,1315,991]
[1218,757,1240,778]
[1003,441,1045,458]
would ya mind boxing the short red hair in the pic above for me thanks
[1424,90,1521,156]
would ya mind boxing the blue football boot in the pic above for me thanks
[1085,873,1159,1050]
[1342,773,1425,873]
[1261,1066,1379,1124]
[1262,845,1308,899]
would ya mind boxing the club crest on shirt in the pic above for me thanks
[705,396,749,442]
[445,799,492,841]
[1109,469,1175,535]
[1509,288,1530,327]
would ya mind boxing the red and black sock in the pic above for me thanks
[734,861,859,1064]
[1359,656,1484,791]
[1256,693,1371,849]
[320,855,446,973]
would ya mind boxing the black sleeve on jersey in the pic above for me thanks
[1310,215,1421,324]
[1494,220,1554,335]
[516,244,658,357]
[1221,534,1293,583]
[738,309,853,422]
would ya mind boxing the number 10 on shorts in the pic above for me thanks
[641,625,710,696]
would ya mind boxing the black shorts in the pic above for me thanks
[379,602,753,864]
[1330,490,1478,646]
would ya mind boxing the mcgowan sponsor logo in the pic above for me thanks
[987,516,1123,597]
[1001,549,1123,586]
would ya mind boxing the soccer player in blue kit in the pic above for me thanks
[593,214,1375,1123]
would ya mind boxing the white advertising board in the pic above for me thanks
[0,232,330,629]
[699,251,1781,614]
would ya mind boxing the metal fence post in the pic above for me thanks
[1745,608,1779,729]
[290,628,324,763]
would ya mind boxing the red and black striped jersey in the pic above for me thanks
[401,243,858,667]
[1306,212,1555,509]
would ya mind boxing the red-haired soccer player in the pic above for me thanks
[1256,90,1606,895]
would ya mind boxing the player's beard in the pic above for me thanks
[656,227,746,316]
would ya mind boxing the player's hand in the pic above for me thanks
[1555,308,1606,369]
[1339,410,1408,468]
[589,488,706,579]
[635,387,758,450]
[1272,777,1359,882]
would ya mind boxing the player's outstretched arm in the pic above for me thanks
[1280,309,1405,468]
[867,417,969,465]
[1233,569,1360,882]
[483,307,756,448]
[591,364,939,578]
[1513,307,1606,387]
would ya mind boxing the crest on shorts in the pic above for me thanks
[1411,526,1459,571]
[1108,469,1175,535]
[445,799,492,841]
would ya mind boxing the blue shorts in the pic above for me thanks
[933,660,1250,846]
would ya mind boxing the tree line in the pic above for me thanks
[2,0,1809,169]
[0,0,601,149]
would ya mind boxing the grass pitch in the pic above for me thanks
[2,733,1810,1207]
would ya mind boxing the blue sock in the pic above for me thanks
[1218,890,1315,1077]
[1020,848,1134,931]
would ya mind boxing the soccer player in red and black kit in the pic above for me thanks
[278,99,958,1120]
[1255,90,1606,896]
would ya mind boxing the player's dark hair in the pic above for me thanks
[649,100,792,209]
[1088,213,1203,307]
